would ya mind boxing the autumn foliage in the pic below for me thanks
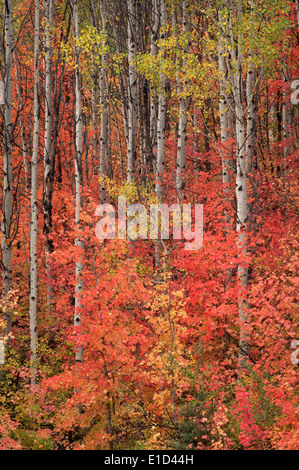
[0,0,298,451]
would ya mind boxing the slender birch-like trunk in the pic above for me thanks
[29,0,40,385]
[150,0,160,155]
[233,2,250,367]
[91,75,99,176]
[218,14,230,192]
[225,0,250,367]
[175,0,191,203]
[43,0,55,311]
[154,0,167,268]
[90,1,99,181]
[111,17,129,154]
[282,66,292,178]
[155,0,167,201]
[245,0,259,176]
[99,0,107,203]
[14,56,30,199]
[1,0,14,365]
[127,0,138,182]
[72,0,84,364]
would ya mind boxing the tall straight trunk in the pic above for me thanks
[43,0,55,311]
[175,0,191,203]
[154,0,167,269]
[99,0,107,202]
[126,0,138,182]
[91,75,99,177]
[233,1,250,367]
[72,0,84,364]
[155,0,167,201]
[150,0,160,155]
[245,0,259,176]
[192,105,199,170]
[139,78,147,185]
[112,100,124,180]
[14,55,30,199]
[218,13,230,192]
[1,0,14,364]
[107,102,112,178]
[90,1,99,181]
[29,0,40,386]
[111,18,129,155]
[225,0,250,367]
[282,66,292,178]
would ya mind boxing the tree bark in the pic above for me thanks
[126,0,138,182]
[150,0,160,156]
[43,0,55,312]
[99,0,108,202]
[1,0,14,365]
[154,0,167,269]
[72,0,84,364]
[29,0,40,386]
[218,14,230,191]
[282,65,292,178]
[175,0,191,203]
[155,0,167,201]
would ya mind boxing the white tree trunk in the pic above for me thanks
[175,0,191,203]
[218,13,234,233]
[29,0,40,386]
[43,0,55,311]
[150,0,160,155]
[100,0,107,203]
[1,0,14,364]
[225,0,250,367]
[127,0,138,182]
[245,0,258,175]
[73,0,84,364]
[155,0,167,201]
[233,1,249,367]
[154,0,167,269]
[218,15,230,189]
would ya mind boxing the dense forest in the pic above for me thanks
[0,0,298,451]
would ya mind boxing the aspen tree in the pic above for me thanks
[282,66,292,178]
[220,0,261,367]
[231,0,250,368]
[154,0,167,269]
[0,0,14,365]
[99,0,108,202]
[29,0,40,385]
[155,0,167,201]
[127,0,138,182]
[43,0,55,311]
[218,11,230,192]
[14,56,30,199]
[72,0,84,364]
[175,0,191,203]
[150,0,160,155]
[90,0,100,182]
